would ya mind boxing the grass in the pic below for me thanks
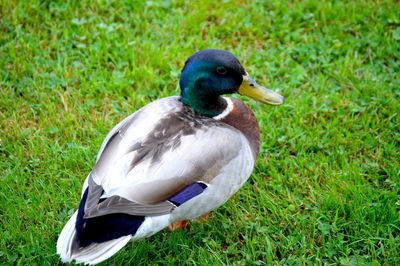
[1,0,399,264]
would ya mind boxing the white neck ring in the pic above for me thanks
[213,97,233,120]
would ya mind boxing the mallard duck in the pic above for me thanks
[57,49,284,264]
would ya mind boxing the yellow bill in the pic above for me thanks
[238,75,284,105]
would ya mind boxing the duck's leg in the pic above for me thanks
[168,212,212,231]
[199,212,211,221]
[168,220,189,230]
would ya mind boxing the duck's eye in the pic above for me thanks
[216,66,228,76]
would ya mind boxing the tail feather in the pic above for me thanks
[57,211,131,265]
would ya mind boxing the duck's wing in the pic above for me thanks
[83,96,251,219]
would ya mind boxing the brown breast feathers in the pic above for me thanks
[219,97,260,160]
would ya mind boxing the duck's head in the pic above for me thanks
[180,49,284,117]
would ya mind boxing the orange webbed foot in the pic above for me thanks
[168,220,189,230]
[199,212,211,221]
[168,212,212,231]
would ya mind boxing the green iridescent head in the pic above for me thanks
[179,49,284,117]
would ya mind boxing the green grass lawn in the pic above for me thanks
[1,0,399,264]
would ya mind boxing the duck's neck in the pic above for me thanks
[180,86,227,117]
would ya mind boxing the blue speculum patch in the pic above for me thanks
[168,182,208,206]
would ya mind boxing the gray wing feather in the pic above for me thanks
[84,176,174,218]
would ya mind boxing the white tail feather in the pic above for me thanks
[56,211,131,265]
